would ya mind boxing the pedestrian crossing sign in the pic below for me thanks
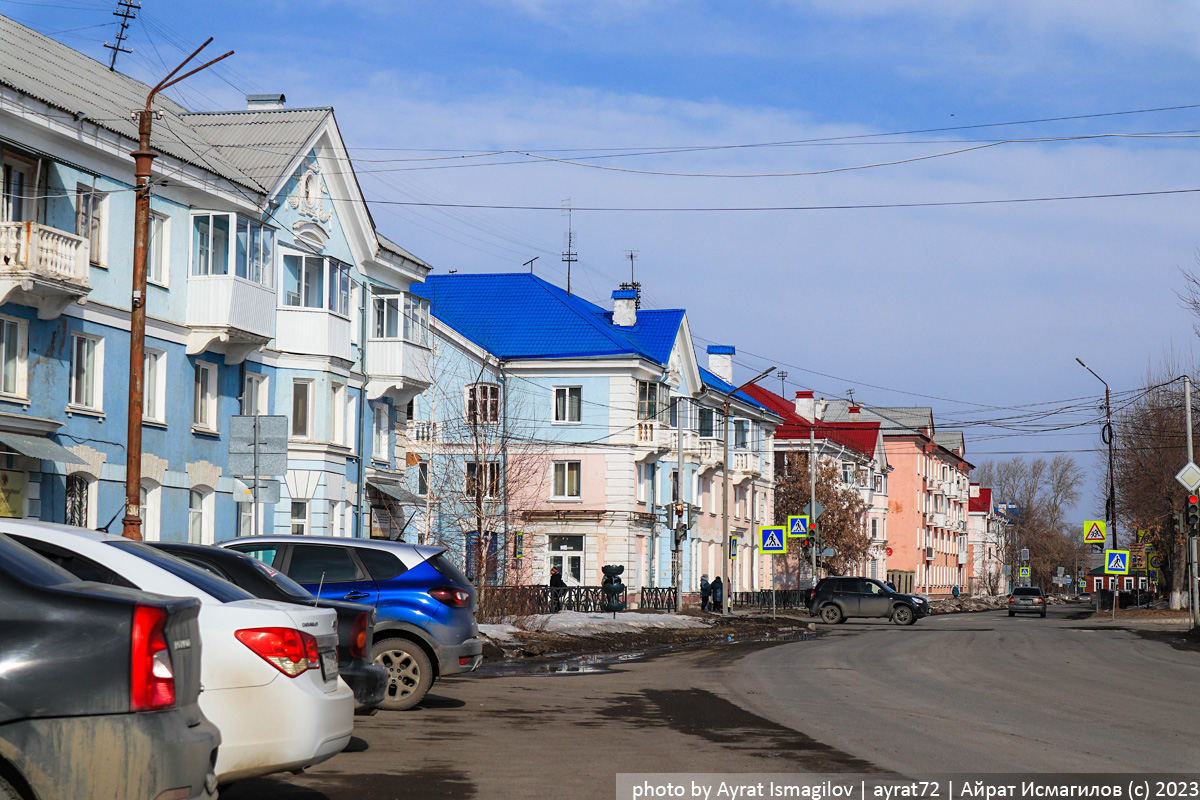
[730,536,737,559]
[787,515,809,539]
[1019,566,1030,579]
[1104,549,1129,575]
[757,525,787,555]
[1083,520,1107,543]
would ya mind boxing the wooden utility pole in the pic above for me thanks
[123,39,232,540]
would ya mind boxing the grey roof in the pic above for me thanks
[823,400,934,434]
[933,430,965,454]
[377,234,432,271]
[181,108,331,191]
[0,15,257,191]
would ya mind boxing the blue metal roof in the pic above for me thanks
[412,274,684,363]
[697,366,770,411]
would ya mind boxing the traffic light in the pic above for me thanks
[600,564,626,613]
[1188,495,1200,532]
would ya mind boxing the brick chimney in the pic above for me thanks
[612,289,637,327]
[706,345,734,384]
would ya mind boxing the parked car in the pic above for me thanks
[1008,586,1047,617]
[0,532,220,800]
[807,576,930,625]
[148,541,387,712]
[222,536,483,710]
[2,521,353,784]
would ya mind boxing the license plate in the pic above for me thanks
[1020,599,1032,604]
[320,649,338,682]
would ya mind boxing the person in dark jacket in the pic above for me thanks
[699,574,711,612]
[549,567,567,612]
[710,576,724,612]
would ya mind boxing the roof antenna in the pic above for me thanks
[778,370,788,396]
[561,200,577,295]
[619,250,641,310]
[847,388,856,404]
[524,256,538,274]
[104,0,139,72]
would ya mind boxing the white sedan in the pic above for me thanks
[3,521,354,784]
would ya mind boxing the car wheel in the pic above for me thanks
[0,774,24,800]
[372,638,434,711]
[1008,610,1014,617]
[891,605,914,626]
[819,604,843,625]
[1040,611,1046,618]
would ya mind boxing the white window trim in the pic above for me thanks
[192,361,218,433]
[242,372,269,416]
[0,313,29,401]
[188,488,215,545]
[636,462,646,504]
[291,378,314,441]
[290,499,310,537]
[140,482,161,542]
[67,332,104,415]
[142,348,167,425]
[148,210,170,288]
[331,382,347,446]
[76,184,107,269]
[372,403,389,463]
[552,385,583,425]
[552,460,582,501]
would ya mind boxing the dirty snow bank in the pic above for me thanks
[482,611,712,637]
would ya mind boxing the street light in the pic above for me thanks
[1075,357,1115,552]
[721,365,775,615]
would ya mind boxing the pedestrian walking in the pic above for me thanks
[699,574,711,612]
[710,576,723,613]
[549,567,567,612]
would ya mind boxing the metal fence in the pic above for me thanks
[731,589,809,610]
[477,585,628,622]
[639,587,677,610]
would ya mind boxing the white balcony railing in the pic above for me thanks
[407,420,437,443]
[0,222,90,318]
[186,275,275,340]
[276,307,353,362]
[366,338,432,402]
[931,512,949,529]
[636,420,658,445]
[733,451,761,474]
[664,428,698,453]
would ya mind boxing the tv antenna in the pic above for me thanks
[524,256,538,274]
[778,371,788,396]
[104,0,140,71]
[847,388,856,404]
[561,200,577,295]
[625,250,638,282]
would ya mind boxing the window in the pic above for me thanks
[841,462,855,485]
[372,403,389,461]
[69,333,102,411]
[143,349,165,423]
[190,213,229,276]
[465,462,501,497]
[636,462,646,503]
[373,292,400,338]
[291,379,312,439]
[193,362,216,430]
[65,474,91,527]
[188,489,210,544]
[553,461,581,499]
[2,155,34,222]
[416,461,428,496]
[242,373,268,416]
[331,383,346,445]
[466,383,500,424]
[235,218,274,286]
[0,315,27,398]
[554,387,582,423]
[637,380,668,421]
[290,500,308,537]
[733,420,748,448]
[140,483,160,542]
[282,254,323,308]
[238,502,254,538]
[148,211,168,285]
[76,185,106,266]
[327,260,351,316]
[287,544,362,583]
[872,519,879,540]
[403,294,430,345]
[698,408,715,438]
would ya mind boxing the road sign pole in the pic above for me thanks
[810,427,816,583]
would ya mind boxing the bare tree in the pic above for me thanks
[773,452,870,579]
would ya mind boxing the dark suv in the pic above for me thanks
[1008,586,1047,617]
[808,576,930,625]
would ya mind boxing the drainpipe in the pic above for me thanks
[500,361,508,585]
[355,281,368,537]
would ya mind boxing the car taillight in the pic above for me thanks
[1008,597,1015,603]
[428,587,471,608]
[131,605,176,711]
[349,611,370,659]
[235,628,320,678]
[1036,598,1044,604]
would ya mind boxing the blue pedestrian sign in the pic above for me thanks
[1104,549,1129,575]
[757,525,787,555]
[1019,566,1030,579]
[787,515,809,539]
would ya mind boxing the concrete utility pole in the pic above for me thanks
[721,365,774,614]
[1076,358,1116,550]
[675,390,684,612]
[810,426,817,581]
[1187,375,1199,629]
[123,39,232,541]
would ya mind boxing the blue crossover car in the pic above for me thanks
[221,536,482,710]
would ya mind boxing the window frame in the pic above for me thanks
[192,361,217,433]
[68,332,103,413]
[290,500,309,537]
[188,488,213,545]
[242,373,268,416]
[291,378,313,440]
[465,382,501,425]
[637,380,669,422]
[0,313,28,400]
[552,460,582,500]
[148,210,169,287]
[553,386,582,424]
[142,348,166,424]
[234,217,275,287]
[372,403,389,463]
[465,461,501,498]
[331,382,347,446]
[2,153,36,223]
[75,184,107,268]
[416,460,429,497]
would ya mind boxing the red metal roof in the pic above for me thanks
[969,486,992,513]
[742,384,880,459]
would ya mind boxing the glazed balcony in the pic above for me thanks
[186,274,276,364]
[0,221,90,318]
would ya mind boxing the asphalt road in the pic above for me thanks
[717,605,1200,773]
[225,606,1200,800]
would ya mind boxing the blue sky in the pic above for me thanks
[8,0,1200,515]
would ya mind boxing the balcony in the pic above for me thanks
[406,420,438,443]
[635,420,667,448]
[664,428,699,453]
[186,275,275,364]
[366,338,432,404]
[732,451,762,476]
[275,307,353,362]
[958,549,969,565]
[931,512,949,528]
[0,222,90,319]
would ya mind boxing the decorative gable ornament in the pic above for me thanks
[288,163,332,249]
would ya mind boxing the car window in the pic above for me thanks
[177,555,234,582]
[428,553,472,587]
[107,540,255,603]
[862,581,887,595]
[0,533,79,587]
[10,536,137,589]
[836,578,861,593]
[1013,587,1043,596]
[287,544,363,583]
[228,544,282,569]
[356,548,406,581]
[248,558,315,601]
